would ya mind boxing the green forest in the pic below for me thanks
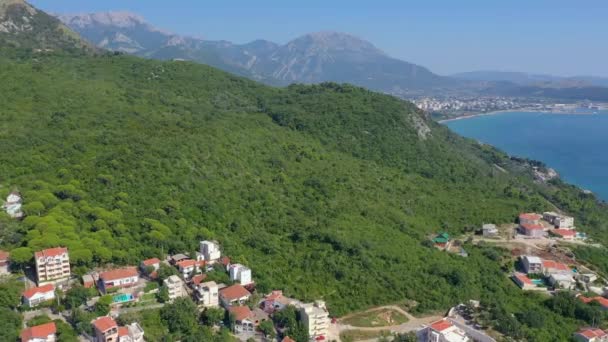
[2,8,608,339]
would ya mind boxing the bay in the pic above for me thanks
[444,110,608,201]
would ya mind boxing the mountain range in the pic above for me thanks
[452,70,608,88]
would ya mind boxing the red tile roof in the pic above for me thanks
[34,247,67,259]
[100,267,138,282]
[542,260,570,271]
[176,259,197,268]
[552,229,576,237]
[522,224,544,230]
[220,284,251,301]
[229,305,252,321]
[92,316,117,332]
[21,322,56,341]
[0,250,9,260]
[577,328,608,339]
[141,258,160,266]
[22,284,54,299]
[519,213,542,221]
[578,296,608,308]
[118,326,129,337]
[266,290,283,301]
[282,337,296,342]
[192,274,207,285]
[514,273,533,285]
[429,319,453,332]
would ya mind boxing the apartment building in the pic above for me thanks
[195,280,219,307]
[35,247,70,285]
[164,275,188,301]
[299,301,330,340]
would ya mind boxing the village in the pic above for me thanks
[2,190,608,342]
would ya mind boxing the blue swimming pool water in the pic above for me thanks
[113,293,133,303]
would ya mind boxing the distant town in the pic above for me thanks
[410,97,608,120]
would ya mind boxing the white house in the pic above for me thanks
[20,322,57,342]
[549,273,575,290]
[164,275,188,301]
[544,212,575,229]
[22,284,55,307]
[176,259,202,279]
[482,224,498,237]
[118,322,145,342]
[229,264,252,285]
[2,191,23,218]
[424,319,470,342]
[98,267,139,293]
[521,256,543,274]
[198,240,221,263]
[195,281,219,307]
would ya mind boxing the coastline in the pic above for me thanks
[437,108,604,124]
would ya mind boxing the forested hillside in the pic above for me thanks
[2,2,608,339]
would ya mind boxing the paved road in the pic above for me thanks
[115,303,165,314]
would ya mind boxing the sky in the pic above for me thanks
[31,0,608,77]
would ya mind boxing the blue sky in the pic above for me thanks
[31,0,608,77]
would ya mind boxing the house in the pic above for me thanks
[20,322,56,342]
[550,229,576,240]
[195,281,219,307]
[219,284,251,307]
[229,264,253,285]
[82,274,95,288]
[578,273,598,284]
[164,275,188,301]
[542,260,571,275]
[0,250,9,275]
[578,296,608,310]
[176,259,202,279]
[3,191,23,218]
[544,212,575,229]
[511,273,536,290]
[549,273,575,290]
[22,284,55,307]
[519,213,542,226]
[482,224,498,237]
[300,301,330,340]
[34,247,70,285]
[191,274,207,287]
[520,224,546,238]
[140,258,160,278]
[228,306,255,334]
[198,240,221,263]
[117,323,145,342]
[433,233,450,249]
[574,328,608,342]
[169,253,190,265]
[264,290,288,313]
[92,316,119,342]
[521,256,543,274]
[424,319,469,342]
[98,267,139,293]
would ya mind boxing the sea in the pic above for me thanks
[444,110,608,201]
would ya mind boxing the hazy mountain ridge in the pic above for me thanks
[453,70,608,88]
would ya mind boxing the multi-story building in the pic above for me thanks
[0,250,9,275]
[92,316,119,342]
[299,301,330,340]
[176,259,201,279]
[195,281,219,307]
[164,275,187,301]
[198,240,221,263]
[229,264,252,285]
[544,212,575,229]
[98,267,139,293]
[117,323,145,342]
[20,322,57,342]
[424,319,469,342]
[521,256,543,274]
[519,213,542,226]
[22,284,55,307]
[35,247,70,285]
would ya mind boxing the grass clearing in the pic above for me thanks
[340,329,391,342]
[342,308,409,327]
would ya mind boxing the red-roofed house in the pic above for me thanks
[520,224,546,238]
[550,229,577,240]
[99,267,139,293]
[117,322,145,342]
[574,328,608,342]
[511,273,536,291]
[264,290,288,313]
[425,319,469,342]
[219,284,251,307]
[20,322,56,342]
[228,306,255,333]
[22,284,55,307]
[519,213,542,225]
[176,259,201,279]
[140,258,160,274]
[542,260,571,275]
[92,316,118,342]
[0,250,9,275]
[579,296,608,310]
[34,247,70,285]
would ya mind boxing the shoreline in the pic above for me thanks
[437,109,604,123]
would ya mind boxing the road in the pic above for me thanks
[331,305,443,341]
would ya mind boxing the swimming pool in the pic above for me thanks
[113,293,134,303]
[531,279,544,285]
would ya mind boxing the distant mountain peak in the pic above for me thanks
[288,31,385,55]
[57,11,170,34]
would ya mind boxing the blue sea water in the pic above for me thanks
[444,111,608,201]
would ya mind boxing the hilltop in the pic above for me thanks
[2,2,608,340]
